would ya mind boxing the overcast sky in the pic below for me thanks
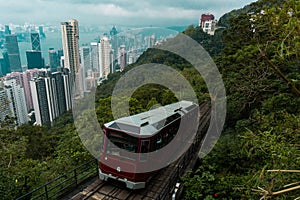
[0,0,257,26]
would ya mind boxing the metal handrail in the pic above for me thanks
[17,104,210,200]
[16,159,98,200]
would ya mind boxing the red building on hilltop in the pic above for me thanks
[199,14,217,35]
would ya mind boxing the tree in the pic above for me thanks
[183,0,300,198]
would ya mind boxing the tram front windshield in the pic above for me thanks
[106,130,138,160]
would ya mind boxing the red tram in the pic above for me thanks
[99,100,199,189]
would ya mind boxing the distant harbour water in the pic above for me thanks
[16,26,182,68]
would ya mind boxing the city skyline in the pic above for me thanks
[0,0,257,26]
[0,20,183,126]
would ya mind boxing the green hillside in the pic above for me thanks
[0,0,299,199]
[183,0,300,198]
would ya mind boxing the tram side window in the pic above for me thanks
[106,131,138,159]
[141,140,150,153]
[151,120,180,151]
[155,131,171,150]
[156,135,163,149]
[165,113,181,126]
[140,140,150,161]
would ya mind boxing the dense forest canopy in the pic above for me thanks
[183,0,300,199]
[0,0,299,199]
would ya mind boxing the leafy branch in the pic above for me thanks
[259,48,300,96]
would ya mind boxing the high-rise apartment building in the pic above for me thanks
[99,36,111,78]
[80,46,91,76]
[5,35,22,72]
[60,68,72,111]
[61,19,80,95]
[52,72,67,115]
[30,77,50,125]
[23,69,39,111]
[118,45,127,71]
[0,87,12,122]
[30,69,71,125]
[90,42,99,72]
[48,48,59,72]
[0,79,28,126]
[4,69,39,112]
[79,46,91,92]
[110,49,115,74]
[4,72,23,87]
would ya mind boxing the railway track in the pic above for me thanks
[69,103,211,200]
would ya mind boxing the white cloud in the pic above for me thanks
[0,0,257,26]
[80,3,133,17]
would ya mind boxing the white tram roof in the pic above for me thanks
[104,100,198,136]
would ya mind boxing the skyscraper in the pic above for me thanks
[80,46,91,92]
[57,49,64,60]
[4,69,39,112]
[31,33,41,51]
[22,69,39,111]
[0,53,10,76]
[39,26,46,39]
[57,49,64,68]
[110,49,114,74]
[30,77,50,125]
[1,52,11,75]
[61,19,81,96]
[5,35,22,72]
[0,58,6,76]
[4,25,11,35]
[110,26,118,37]
[26,50,44,69]
[90,42,99,72]
[118,45,127,71]
[98,36,111,78]
[0,87,12,122]
[80,46,91,76]
[2,79,28,126]
[60,68,71,111]
[48,49,59,72]
[52,72,67,115]
[4,72,22,86]
[110,26,118,63]
[30,69,71,125]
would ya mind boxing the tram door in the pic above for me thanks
[140,140,150,161]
